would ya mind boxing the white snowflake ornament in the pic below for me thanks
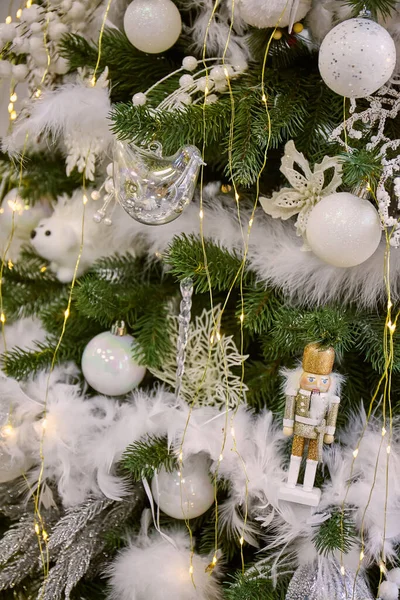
[259,140,343,242]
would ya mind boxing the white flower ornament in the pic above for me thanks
[259,140,343,242]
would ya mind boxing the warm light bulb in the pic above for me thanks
[34,523,40,535]
[8,102,14,113]
[1,425,13,437]
[34,89,41,98]
[26,0,32,7]
[16,8,22,19]
[382,427,387,436]
[0,313,6,324]
[340,566,345,576]
[5,16,12,24]
[199,209,204,220]
[10,92,17,102]
[239,313,244,323]
[10,111,17,121]
[64,308,70,319]
[352,448,359,458]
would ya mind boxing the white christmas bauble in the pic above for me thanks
[239,0,311,28]
[124,0,182,54]
[306,192,382,268]
[151,454,214,519]
[318,18,396,98]
[81,329,146,396]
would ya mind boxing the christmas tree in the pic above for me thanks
[1,0,400,598]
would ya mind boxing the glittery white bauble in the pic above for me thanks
[306,192,382,268]
[239,0,311,28]
[124,0,182,54]
[151,455,214,519]
[81,331,146,396]
[318,18,396,98]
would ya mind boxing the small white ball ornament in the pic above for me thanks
[182,56,198,71]
[179,74,194,88]
[81,322,146,396]
[319,18,396,98]
[124,0,182,54]
[151,454,214,519]
[132,92,147,106]
[306,192,382,268]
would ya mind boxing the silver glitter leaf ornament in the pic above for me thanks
[113,140,203,225]
[285,563,374,600]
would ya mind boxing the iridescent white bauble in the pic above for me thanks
[124,0,182,54]
[81,327,146,396]
[318,18,396,98]
[238,0,311,28]
[306,192,382,268]
[151,455,214,519]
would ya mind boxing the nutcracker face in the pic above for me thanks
[299,371,331,393]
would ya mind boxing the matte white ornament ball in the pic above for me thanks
[239,0,311,28]
[182,56,197,71]
[306,192,382,268]
[319,18,396,98]
[48,21,69,40]
[0,23,17,42]
[177,92,192,105]
[132,92,147,106]
[21,5,43,23]
[151,454,214,519]
[124,0,182,54]
[81,326,146,396]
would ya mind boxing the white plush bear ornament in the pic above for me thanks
[30,189,136,283]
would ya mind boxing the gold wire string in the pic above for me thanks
[91,0,113,86]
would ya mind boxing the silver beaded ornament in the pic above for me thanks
[285,563,374,600]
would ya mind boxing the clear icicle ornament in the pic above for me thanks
[113,140,203,225]
[285,562,374,600]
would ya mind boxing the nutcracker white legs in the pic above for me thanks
[286,455,301,488]
[303,459,318,492]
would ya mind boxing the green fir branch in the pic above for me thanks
[59,30,181,102]
[313,509,357,556]
[121,436,177,481]
[166,234,249,293]
[344,0,397,18]
[224,569,287,600]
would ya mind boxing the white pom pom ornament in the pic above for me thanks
[109,528,221,600]
[379,580,399,600]
[319,18,396,98]
[151,454,214,519]
[239,0,311,28]
[306,192,382,267]
[81,323,146,396]
[124,0,182,54]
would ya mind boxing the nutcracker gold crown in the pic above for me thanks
[302,343,335,375]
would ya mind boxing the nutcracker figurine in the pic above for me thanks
[279,343,340,507]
